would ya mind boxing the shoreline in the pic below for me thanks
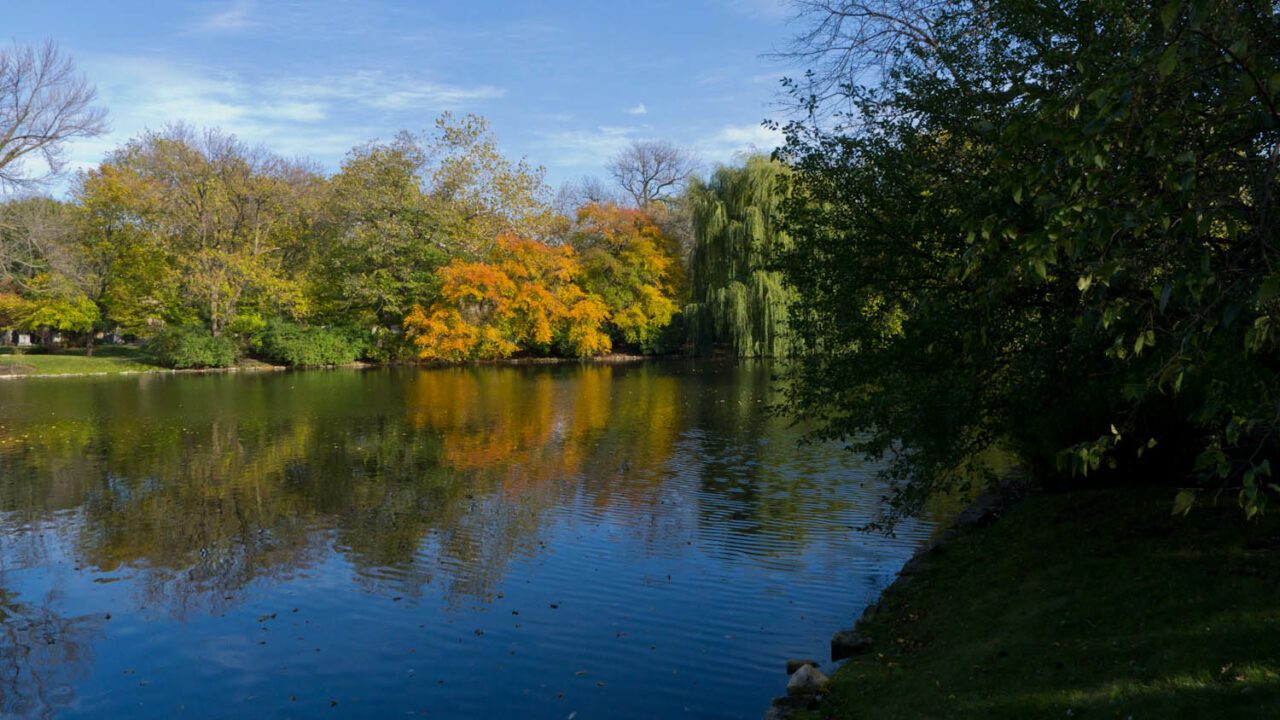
[763,478,1026,718]
[0,351,660,381]
[772,483,1280,719]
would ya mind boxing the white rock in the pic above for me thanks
[786,664,830,696]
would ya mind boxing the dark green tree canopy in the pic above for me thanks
[779,0,1280,524]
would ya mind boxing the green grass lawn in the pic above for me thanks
[806,488,1280,719]
[0,345,163,376]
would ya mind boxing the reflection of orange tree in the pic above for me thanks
[399,364,688,598]
[405,365,682,510]
[406,367,592,486]
[0,366,693,612]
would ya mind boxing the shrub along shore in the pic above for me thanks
[790,487,1280,720]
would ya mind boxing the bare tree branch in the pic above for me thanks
[0,195,72,290]
[607,140,697,208]
[0,40,108,191]
[773,1,979,111]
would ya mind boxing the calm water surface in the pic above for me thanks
[0,362,934,719]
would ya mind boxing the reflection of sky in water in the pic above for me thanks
[0,361,935,719]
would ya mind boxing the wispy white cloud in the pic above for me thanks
[536,125,639,167]
[64,55,507,174]
[750,71,787,85]
[695,122,782,163]
[193,0,258,33]
[535,121,779,175]
[266,72,505,111]
[626,103,648,116]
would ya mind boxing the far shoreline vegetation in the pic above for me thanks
[1,62,793,373]
[0,342,668,379]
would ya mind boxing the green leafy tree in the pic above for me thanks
[778,0,1280,523]
[316,116,561,342]
[90,125,319,337]
[422,113,564,256]
[22,273,99,345]
[684,156,792,357]
[315,133,446,329]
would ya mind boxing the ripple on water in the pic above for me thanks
[0,362,935,719]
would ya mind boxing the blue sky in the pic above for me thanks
[8,0,800,191]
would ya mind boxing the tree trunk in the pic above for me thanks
[85,331,94,357]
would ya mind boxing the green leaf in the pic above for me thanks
[1158,47,1178,78]
[1160,1,1179,30]
[1259,276,1280,304]
[1159,284,1172,313]
[1172,489,1197,516]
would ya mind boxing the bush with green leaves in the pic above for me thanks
[255,320,365,367]
[145,325,237,369]
[778,0,1280,525]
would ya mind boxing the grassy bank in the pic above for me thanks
[807,488,1280,719]
[0,345,163,376]
[0,346,659,379]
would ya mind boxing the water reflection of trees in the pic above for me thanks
[0,530,97,719]
[0,363,863,615]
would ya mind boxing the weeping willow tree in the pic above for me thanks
[684,155,791,357]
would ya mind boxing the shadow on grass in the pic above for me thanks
[811,488,1280,719]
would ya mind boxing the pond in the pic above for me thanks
[0,361,935,719]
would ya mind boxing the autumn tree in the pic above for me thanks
[422,113,564,256]
[317,116,562,341]
[73,163,182,341]
[570,202,681,352]
[0,41,108,190]
[405,234,610,360]
[21,272,99,346]
[86,125,320,336]
[0,291,30,332]
[0,196,107,351]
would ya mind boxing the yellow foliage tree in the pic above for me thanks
[571,202,680,352]
[406,234,612,360]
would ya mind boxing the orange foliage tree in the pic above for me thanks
[571,203,680,352]
[405,234,612,360]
